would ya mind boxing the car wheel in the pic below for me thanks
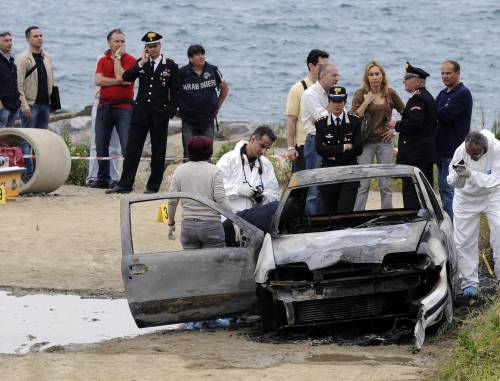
[257,286,283,333]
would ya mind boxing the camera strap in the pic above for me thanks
[240,146,264,190]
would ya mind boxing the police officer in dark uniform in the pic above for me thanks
[107,31,180,194]
[314,86,363,214]
[387,62,437,209]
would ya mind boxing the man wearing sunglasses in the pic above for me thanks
[386,62,437,209]
[447,130,500,300]
[107,31,180,194]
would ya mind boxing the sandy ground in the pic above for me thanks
[0,181,449,381]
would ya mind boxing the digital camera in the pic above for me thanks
[252,185,264,203]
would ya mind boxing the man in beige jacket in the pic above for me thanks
[16,26,54,129]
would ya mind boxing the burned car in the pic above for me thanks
[121,164,458,350]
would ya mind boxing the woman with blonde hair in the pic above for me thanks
[351,61,405,210]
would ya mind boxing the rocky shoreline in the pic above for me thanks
[46,108,284,153]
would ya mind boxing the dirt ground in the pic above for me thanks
[0,184,450,381]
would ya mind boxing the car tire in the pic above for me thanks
[257,286,283,333]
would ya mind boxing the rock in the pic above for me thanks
[49,116,92,146]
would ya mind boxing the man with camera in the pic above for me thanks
[217,125,280,212]
[447,130,500,300]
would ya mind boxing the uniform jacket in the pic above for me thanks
[0,54,20,111]
[15,49,54,111]
[395,87,437,164]
[447,129,500,197]
[216,140,279,212]
[178,62,223,123]
[315,111,363,167]
[122,55,180,126]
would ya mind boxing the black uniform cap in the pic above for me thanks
[328,86,348,102]
[142,31,163,45]
[405,62,429,78]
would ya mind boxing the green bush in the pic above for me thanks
[62,129,89,186]
[211,142,236,164]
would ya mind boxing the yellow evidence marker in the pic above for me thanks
[156,203,169,223]
[0,185,6,204]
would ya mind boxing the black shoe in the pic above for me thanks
[109,180,118,189]
[87,178,110,189]
[105,185,131,194]
[143,189,158,194]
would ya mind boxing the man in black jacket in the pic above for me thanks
[387,62,437,209]
[314,86,363,214]
[107,31,181,194]
[0,31,20,127]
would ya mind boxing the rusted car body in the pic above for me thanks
[121,164,458,350]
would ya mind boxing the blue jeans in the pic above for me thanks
[20,104,50,176]
[0,107,18,127]
[95,106,132,181]
[20,103,50,129]
[438,156,454,219]
[87,101,122,181]
[303,135,322,215]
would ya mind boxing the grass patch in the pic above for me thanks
[437,296,500,381]
[62,129,89,186]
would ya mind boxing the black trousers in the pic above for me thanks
[319,181,359,215]
[291,144,306,173]
[402,162,434,209]
[118,113,168,192]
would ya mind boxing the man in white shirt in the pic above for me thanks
[285,49,329,172]
[217,125,280,212]
[300,64,340,214]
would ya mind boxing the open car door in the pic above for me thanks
[121,192,265,328]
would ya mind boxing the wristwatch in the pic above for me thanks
[287,146,296,151]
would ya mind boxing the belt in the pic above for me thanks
[306,133,316,138]
[183,218,201,222]
[98,99,134,109]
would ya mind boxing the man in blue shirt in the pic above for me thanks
[178,44,229,160]
[436,60,473,219]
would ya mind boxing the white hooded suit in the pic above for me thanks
[447,129,500,288]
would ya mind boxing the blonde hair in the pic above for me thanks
[361,61,389,97]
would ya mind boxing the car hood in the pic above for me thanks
[272,221,427,270]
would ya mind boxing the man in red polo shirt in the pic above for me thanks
[90,28,136,188]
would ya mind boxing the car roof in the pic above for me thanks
[288,164,418,188]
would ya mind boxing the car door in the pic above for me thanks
[121,192,265,328]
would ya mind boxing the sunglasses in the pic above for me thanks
[145,43,159,48]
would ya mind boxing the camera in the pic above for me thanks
[252,185,264,203]
[452,158,465,170]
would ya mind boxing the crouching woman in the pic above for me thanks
[167,136,232,249]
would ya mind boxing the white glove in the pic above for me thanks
[168,224,176,240]
[238,183,255,198]
[455,165,471,177]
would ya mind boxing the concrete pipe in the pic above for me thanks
[0,128,71,194]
